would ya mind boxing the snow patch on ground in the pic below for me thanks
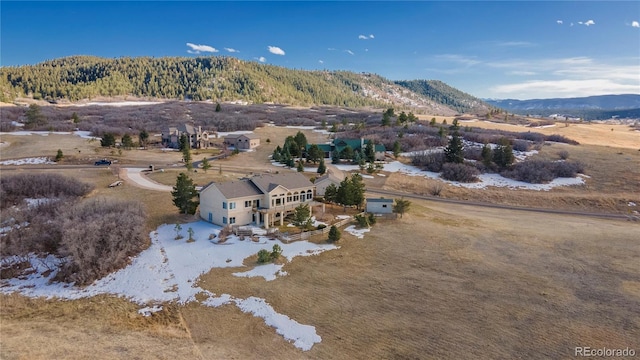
[344,225,370,239]
[233,263,286,281]
[138,305,163,317]
[0,220,337,351]
[359,173,375,179]
[0,157,55,165]
[0,130,99,140]
[216,130,254,137]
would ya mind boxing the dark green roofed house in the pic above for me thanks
[306,138,386,160]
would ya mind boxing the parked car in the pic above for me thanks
[94,159,112,166]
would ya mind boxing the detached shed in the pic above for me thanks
[366,198,394,214]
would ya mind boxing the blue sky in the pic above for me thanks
[1,1,639,100]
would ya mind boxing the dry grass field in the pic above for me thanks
[1,121,639,359]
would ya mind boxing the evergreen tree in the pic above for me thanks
[317,158,326,174]
[331,150,340,164]
[481,144,493,167]
[121,134,134,149]
[272,147,282,162]
[293,131,308,155]
[340,145,354,161]
[493,138,514,169]
[71,112,80,124]
[24,104,46,128]
[365,141,375,163]
[139,129,149,149]
[215,102,221,112]
[297,160,304,172]
[306,144,322,163]
[393,198,411,218]
[444,132,464,164]
[381,113,391,127]
[172,173,199,214]
[201,157,211,172]
[182,142,192,170]
[100,133,116,147]
[328,225,341,243]
[324,183,337,203]
[430,118,437,126]
[407,112,417,123]
[393,140,401,158]
[330,123,338,133]
[292,204,312,232]
[178,133,189,152]
[398,111,408,124]
[55,149,64,162]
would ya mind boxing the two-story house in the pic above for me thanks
[199,172,320,228]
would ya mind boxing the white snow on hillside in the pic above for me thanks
[0,220,340,351]
[0,130,99,140]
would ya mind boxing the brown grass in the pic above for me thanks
[2,125,639,359]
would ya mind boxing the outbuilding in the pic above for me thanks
[365,198,394,214]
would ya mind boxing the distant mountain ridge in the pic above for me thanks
[0,55,490,115]
[485,94,640,110]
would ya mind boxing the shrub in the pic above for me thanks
[557,150,570,160]
[328,225,341,243]
[367,213,377,225]
[463,147,483,161]
[0,173,94,208]
[440,163,479,182]
[257,249,272,264]
[354,214,370,228]
[553,161,585,177]
[512,139,533,152]
[56,198,148,286]
[429,183,444,196]
[545,134,579,145]
[317,224,327,230]
[501,160,555,183]
[411,151,445,172]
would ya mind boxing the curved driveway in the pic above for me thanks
[121,168,173,192]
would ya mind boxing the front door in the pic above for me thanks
[208,212,213,222]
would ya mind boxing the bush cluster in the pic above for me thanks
[411,152,445,172]
[440,163,480,182]
[0,174,148,286]
[501,160,585,183]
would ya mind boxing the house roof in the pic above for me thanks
[333,138,386,153]
[366,198,394,203]
[306,143,333,152]
[211,179,262,198]
[250,172,313,193]
[315,169,344,184]
[225,133,258,140]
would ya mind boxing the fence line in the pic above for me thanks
[282,212,364,242]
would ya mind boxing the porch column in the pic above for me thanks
[279,211,284,226]
[264,213,269,229]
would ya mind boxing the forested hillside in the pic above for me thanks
[0,56,480,115]
[394,79,490,114]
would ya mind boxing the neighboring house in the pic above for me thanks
[366,198,394,214]
[224,133,260,150]
[314,170,344,196]
[306,138,386,160]
[162,124,214,149]
[199,172,321,229]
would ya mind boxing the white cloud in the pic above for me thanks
[433,54,481,67]
[255,57,266,63]
[224,48,239,53]
[557,20,563,24]
[318,60,324,64]
[186,43,218,54]
[507,70,537,76]
[578,20,595,26]
[345,50,354,55]
[327,48,337,51]
[369,34,375,39]
[358,34,375,40]
[365,49,369,52]
[490,79,638,98]
[632,21,639,28]
[268,46,285,55]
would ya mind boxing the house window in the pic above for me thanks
[245,201,251,208]
[306,191,313,200]
[229,202,236,210]
[253,199,260,208]
[382,204,387,208]
[222,202,227,209]
[230,217,236,224]
[223,217,227,224]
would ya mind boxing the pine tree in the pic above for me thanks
[317,158,326,174]
[121,134,134,149]
[100,133,116,147]
[201,157,211,172]
[55,149,64,162]
[324,183,337,203]
[71,112,80,124]
[481,144,493,167]
[297,160,304,172]
[328,225,341,243]
[393,198,411,218]
[139,129,149,149]
[393,140,401,158]
[215,102,221,112]
[331,150,340,164]
[172,173,199,214]
[365,141,375,163]
[444,132,464,164]
[293,204,312,232]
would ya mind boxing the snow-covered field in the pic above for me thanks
[0,130,99,140]
[0,220,343,351]
[0,157,55,165]
[334,160,585,191]
[75,101,162,107]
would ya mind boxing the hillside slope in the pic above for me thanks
[0,56,459,115]
[394,79,491,114]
